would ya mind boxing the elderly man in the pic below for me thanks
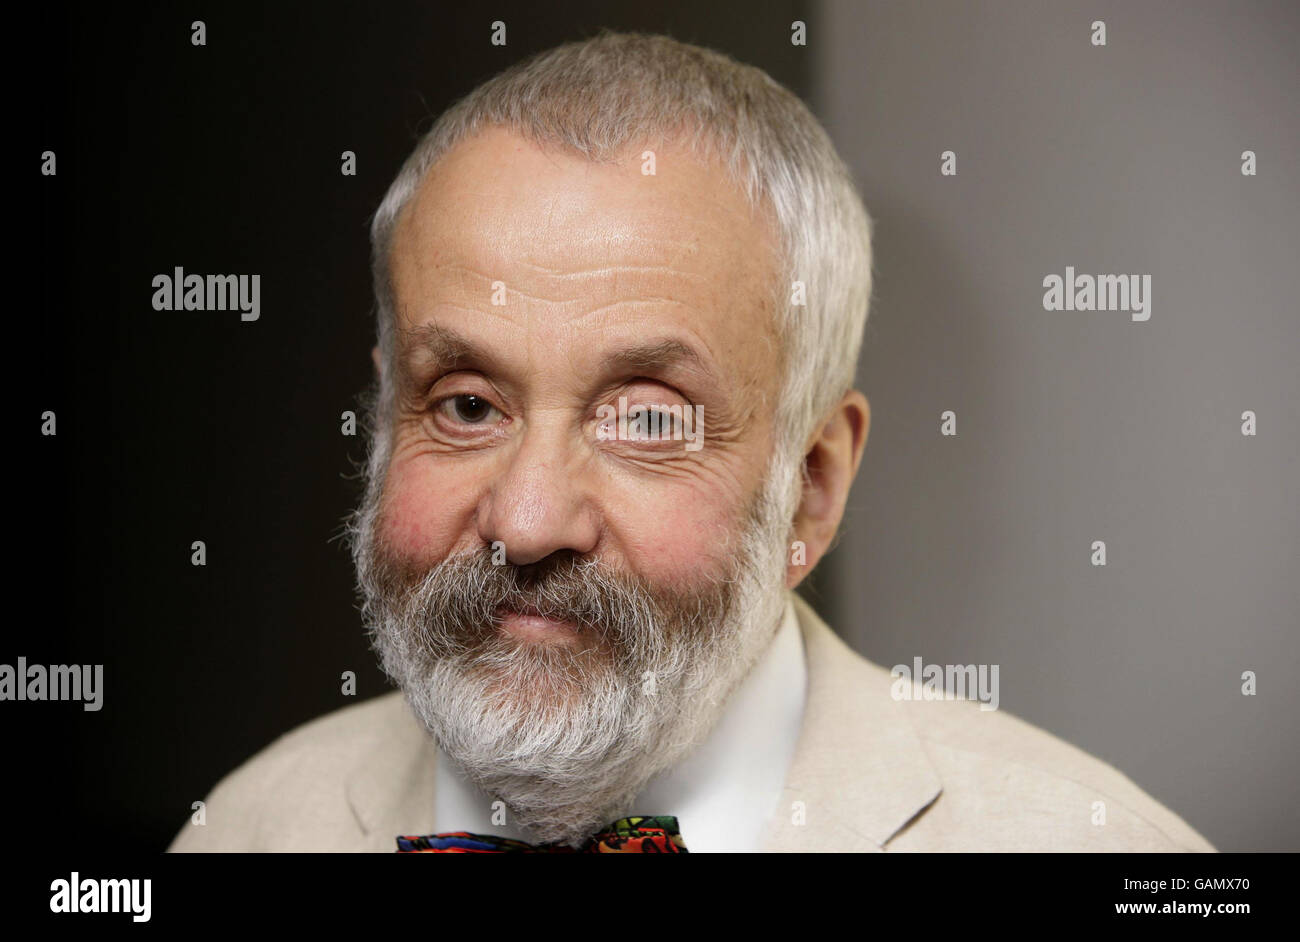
[169,32,1213,853]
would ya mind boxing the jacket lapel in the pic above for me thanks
[345,694,440,852]
[761,593,943,852]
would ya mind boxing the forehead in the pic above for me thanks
[387,126,783,389]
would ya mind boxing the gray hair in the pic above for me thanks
[366,30,872,484]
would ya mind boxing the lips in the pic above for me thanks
[494,603,581,642]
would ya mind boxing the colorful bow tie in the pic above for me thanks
[396,815,688,853]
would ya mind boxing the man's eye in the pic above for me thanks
[436,394,501,425]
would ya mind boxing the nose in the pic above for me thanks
[475,420,601,566]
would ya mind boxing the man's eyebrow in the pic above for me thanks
[393,325,724,397]
[603,338,718,385]
[394,323,496,377]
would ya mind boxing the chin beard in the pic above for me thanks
[348,440,799,848]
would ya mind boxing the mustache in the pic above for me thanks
[370,546,729,660]
[438,549,655,631]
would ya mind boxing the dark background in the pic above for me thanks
[21,1,811,853]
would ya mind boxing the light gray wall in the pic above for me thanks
[807,0,1298,852]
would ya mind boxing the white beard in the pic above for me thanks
[349,434,802,847]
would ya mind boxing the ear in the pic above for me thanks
[785,390,870,589]
[371,344,383,377]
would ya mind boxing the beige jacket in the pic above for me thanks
[168,593,1215,852]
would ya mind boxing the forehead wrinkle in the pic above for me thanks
[405,254,715,331]
[428,250,713,292]
[405,260,582,307]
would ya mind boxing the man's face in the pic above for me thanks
[381,126,784,604]
[356,126,797,845]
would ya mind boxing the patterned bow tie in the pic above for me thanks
[396,815,688,853]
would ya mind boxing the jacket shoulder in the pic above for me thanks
[890,682,1216,852]
[789,595,1215,852]
[167,692,414,852]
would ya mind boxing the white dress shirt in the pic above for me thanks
[433,596,808,852]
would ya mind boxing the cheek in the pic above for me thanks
[377,456,478,563]
[609,482,748,586]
